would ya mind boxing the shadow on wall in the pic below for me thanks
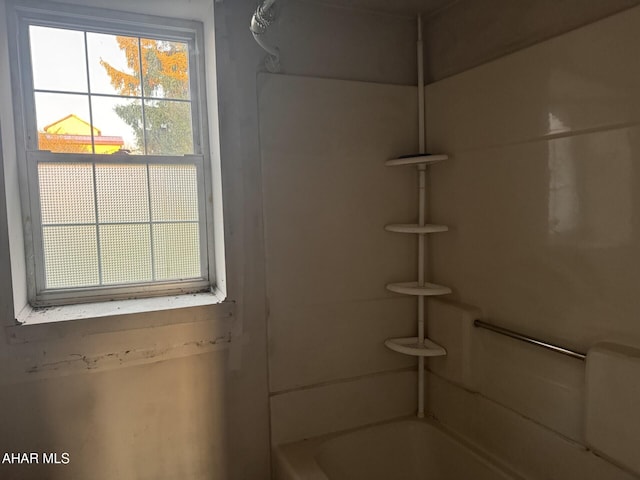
[0,346,231,480]
[0,379,86,479]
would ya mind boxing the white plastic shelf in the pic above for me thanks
[386,281,452,296]
[385,154,448,167]
[385,224,448,234]
[384,337,446,357]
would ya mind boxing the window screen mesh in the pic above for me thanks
[153,222,201,281]
[99,224,152,284]
[42,225,99,288]
[37,161,202,290]
[149,164,198,221]
[96,164,149,223]
[39,163,95,224]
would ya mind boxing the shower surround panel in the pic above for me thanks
[425,5,640,479]
[258,73,423,444]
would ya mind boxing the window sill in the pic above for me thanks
[6,289,233,344]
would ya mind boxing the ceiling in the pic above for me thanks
[303,0,459,16]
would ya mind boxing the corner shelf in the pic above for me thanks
[385,224,448,234]
[386,281,452,296]
[385,154,448,167]
[384,337,446,357]
[383,144,451,419]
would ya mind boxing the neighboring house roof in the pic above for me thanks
[39,133,124,146]
[42,114,124,147]
[43,113,102,136]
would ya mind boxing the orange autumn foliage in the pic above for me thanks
[99,35,192,154]
[99,36,189,98]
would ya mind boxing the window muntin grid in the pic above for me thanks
[29,25,194,156]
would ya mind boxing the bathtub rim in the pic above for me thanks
[272,415,527,480]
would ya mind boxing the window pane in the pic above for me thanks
[43,226,98,288]
[91,96,143,154]
[29,26,88,93]
[153,223,200,281]
[149,164,198,221]
[100,224,152,284]
[140,38,190,100]
[96,164,149,223]
[36,93,93,153]
[38,163,95,224]
[87,32,142,97]
[144,100,193,155]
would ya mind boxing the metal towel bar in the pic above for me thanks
[474,320,586,361]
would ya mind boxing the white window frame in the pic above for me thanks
[7,0,217,307]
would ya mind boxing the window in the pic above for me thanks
[9,2,215,306]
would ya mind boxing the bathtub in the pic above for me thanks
[274,418,522,480]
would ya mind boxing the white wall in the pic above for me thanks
[425,5,640,478]
[275,0,416,85]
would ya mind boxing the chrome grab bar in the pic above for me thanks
[474,319,586,361]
